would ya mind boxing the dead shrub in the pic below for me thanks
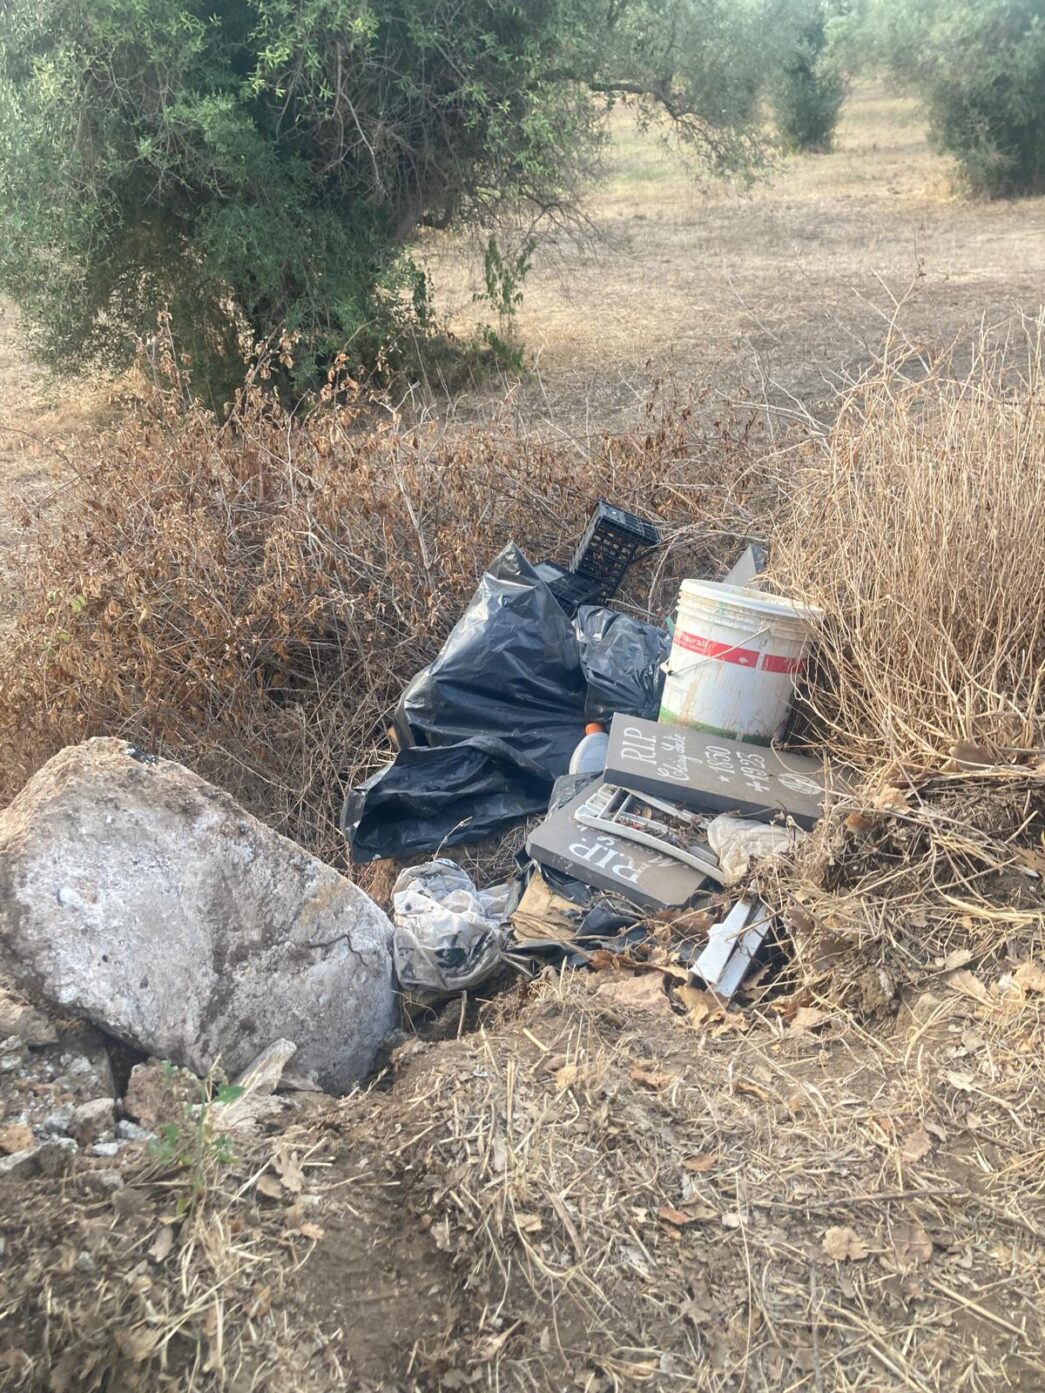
[761,328,1045,1001]
[772,327,1045,767]
[0,341,772,866]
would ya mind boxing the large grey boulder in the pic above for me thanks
[0,740,396,1092]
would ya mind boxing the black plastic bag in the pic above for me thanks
[343,737,552,863]
[574,606,669,723]
[400,543,588,779]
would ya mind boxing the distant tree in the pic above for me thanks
[865,0,1045,196]
[773,0,848,153]
[0,0,773,397]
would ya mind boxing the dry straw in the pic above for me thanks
[772,318,1045,768]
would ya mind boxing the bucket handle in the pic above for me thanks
[663,625,772,680]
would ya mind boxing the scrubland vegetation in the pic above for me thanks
[0,3,1044,1389]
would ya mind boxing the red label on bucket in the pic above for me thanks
[676,630,805,675]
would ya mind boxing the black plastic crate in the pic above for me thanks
[570,501,660,601]
[534,561,602,616]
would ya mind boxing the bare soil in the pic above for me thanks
[423,86,1045,431]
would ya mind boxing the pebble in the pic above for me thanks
[116,1120,153,1143]
[42,1107,73,1135]
[91,1141,120,1158]
[83,1170,124,1194]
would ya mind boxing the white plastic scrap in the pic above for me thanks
[706,815,807,886]
[694,896,773,999]
[392,859,511,997]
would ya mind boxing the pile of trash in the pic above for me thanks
[343,502,845,1006]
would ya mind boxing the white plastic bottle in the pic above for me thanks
[569,722,609,775]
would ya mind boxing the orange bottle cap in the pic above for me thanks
[584,722,605,735]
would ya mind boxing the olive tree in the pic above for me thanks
[0,0,772,395]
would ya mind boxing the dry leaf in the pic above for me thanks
[514,1212,543,1234]
[297,1222,325,1242]
[148,1225,174,1263]
[0,1123,34,1155]
[553,1063,579,1091]
[596,1356,660,1381]
[256,1173,283,1200]
[658,1205,697,1228]
[790,1006,828,1032]
[1013,961,1045,994]
[944,969,991,1005]
[683,1152,718,1173]
[272,1144,304,1194]
[823,1226,870,1261]
[844,810,876,834]
[943,741,994,770]
[630,1065,674,1090]
[476,1328,516,1360]
[115,1328,160,1363]
[677,982,724,1028]
[900,1125,933,1162]
[596,972,672,1015]
[873,785,910,813]
[941,948,973,971]
[734,1079,772,1103]
[50,1352,83,1393]
[892,1222,932,1267]
[945,1070,976,1092]
[1016,847,1045,876]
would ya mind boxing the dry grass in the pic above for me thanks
[0,1118,336,1391]
[297,968,1045,1391]
[772,320,1045,768]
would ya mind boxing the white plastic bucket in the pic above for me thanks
[659,580,823,744]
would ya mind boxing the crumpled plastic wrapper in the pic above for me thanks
[707,816,807,886]
[392,860,511,997]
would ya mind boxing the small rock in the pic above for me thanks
[115,1119,152,1143]
[0,1148,40,1178]
[0,1136,77,1182]
[0,987,58,1047]
[19,1010,59,1048]
[215,1091,296,1135]
[91,1141,120,1158]
[71,1097,115,1146]
[111,1186,147,1218]
[67,1056,94,1078]
[279,1069,323,1094]
[233,1039,297,1098]
[0,1122,34,1155]
[36,1137,77,1176]
[123,1061,198,1128]
[75,1251,97,1274]
[83,1169,123,1194]
[41,1107,73,1136]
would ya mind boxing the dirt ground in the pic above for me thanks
[3,967,1042,1392]
[423,85,1045,431]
